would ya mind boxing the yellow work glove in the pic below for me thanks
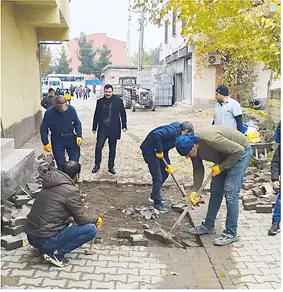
[43,144,52,152]
[156,152,164,159]
[76,137,83,146]
[96,216,103,228]
[189,192,200,206]
[211,165,221,177]
[165,164,174,174]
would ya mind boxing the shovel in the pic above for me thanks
[155,171,213,248]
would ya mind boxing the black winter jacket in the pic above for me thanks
[25,170,98,238]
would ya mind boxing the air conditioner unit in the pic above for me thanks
[207,54,221,66]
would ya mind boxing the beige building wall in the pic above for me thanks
[1,2,42,147]
[1,0,70,148]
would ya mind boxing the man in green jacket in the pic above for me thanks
[176,126,252,246]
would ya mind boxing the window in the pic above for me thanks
[165,20,169,43]
[172,12,177,36]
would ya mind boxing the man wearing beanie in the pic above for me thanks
[140,121,194,213]
[25,161,103,268]
[176,126,252,246]
[213,85,243,132]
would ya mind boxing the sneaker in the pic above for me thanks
[61,257,71,266]
[148,196,166,203]
[189,222,216,235]
[268,222,280,236]
[42,253,69,268]
[214,233,238,246]
[154,203,169,214]
[92,166,100,173]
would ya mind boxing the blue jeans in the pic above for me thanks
[27,224,97,258]
[272,191,281,223]
[142,152,170,205]
[204,146,252,236]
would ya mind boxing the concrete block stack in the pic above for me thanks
[241,167,277,213]
[1,153,55,251]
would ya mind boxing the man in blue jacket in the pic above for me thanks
[140,122,194,213]
[40,95,83,171]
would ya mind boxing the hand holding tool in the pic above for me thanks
[211,165,221,177]
[189,192,201,206]
[165,164,174,174]
[156,152,164,159]
[43,144,52,152]
[95,216,103,228]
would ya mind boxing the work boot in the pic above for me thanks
[214,233,238,246]
[189,222,216,235]
[148,195,166,203]
[92,165,100,173]
[154,203,169,214]
[108,168,116,175]
[268,222,280,236]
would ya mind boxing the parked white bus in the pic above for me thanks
[46,74,85,89]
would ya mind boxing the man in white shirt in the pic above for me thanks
[213,85,243,132]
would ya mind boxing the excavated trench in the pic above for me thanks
[79,181,201,248]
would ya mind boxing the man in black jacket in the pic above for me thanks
[92,84,127,174]
[41,88,56,109]
[25,161,103,267]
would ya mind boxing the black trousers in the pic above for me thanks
[142,152,170,205]
[94,126,117,169]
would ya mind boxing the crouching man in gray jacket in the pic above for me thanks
[25,161,103,267]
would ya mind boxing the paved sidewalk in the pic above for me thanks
[1,243,221,289]
[189,192,281,290]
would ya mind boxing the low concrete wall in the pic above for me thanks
[3,111,42,148]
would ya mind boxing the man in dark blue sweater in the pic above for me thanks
[40,95,83,170]
[140,122,194,213]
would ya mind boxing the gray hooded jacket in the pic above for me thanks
[25,169,98,238]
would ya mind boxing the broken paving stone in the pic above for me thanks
[171,203,187,213]
[245,167,258,176]
[26,183,42,193]
[140,209,153,221]
[262,183,274,194]
[1,235,23,251]
[242,196,257,204]
[14,195,31,208]
[129,234,148,247]
[269,194,277,204]
[142,224,150,229]
[26,199,35,206]
[256,204,273,213]
[252,188,265,197]
[242,183,254,190]
[37,153,45,160]
[15,205,31,218]
[143,229,174,245]
[117,228,138,239]
[122,206,135,216]
[243,201,259,211]
[181,239,201,248]
[3,225,25,236]
[8,217,27,228]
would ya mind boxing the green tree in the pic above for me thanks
[39,44,52,77]
[77,32,96,74]
[93,47,112,78]
[54,46,72,74]
[134,0,280,100]
[131,46,161,66]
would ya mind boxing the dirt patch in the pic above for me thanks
[80,182,199,247]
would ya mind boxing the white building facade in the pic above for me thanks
[160,13,280,106]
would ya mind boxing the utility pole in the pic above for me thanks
[137,7,145,72]
[126,0,132,64]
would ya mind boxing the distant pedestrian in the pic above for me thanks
[83,86,88,100]
[40,95,83,171]
[41,88,56,109]
[92,84,127,174]
[78,85,83,99]
[70,84,74,97]
[213,85,243,132]
[75,87,79,99]
[65,89,71,105]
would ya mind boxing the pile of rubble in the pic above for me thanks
[241,166,277,213]
[1,153,55,251]
[122,205,160,221]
